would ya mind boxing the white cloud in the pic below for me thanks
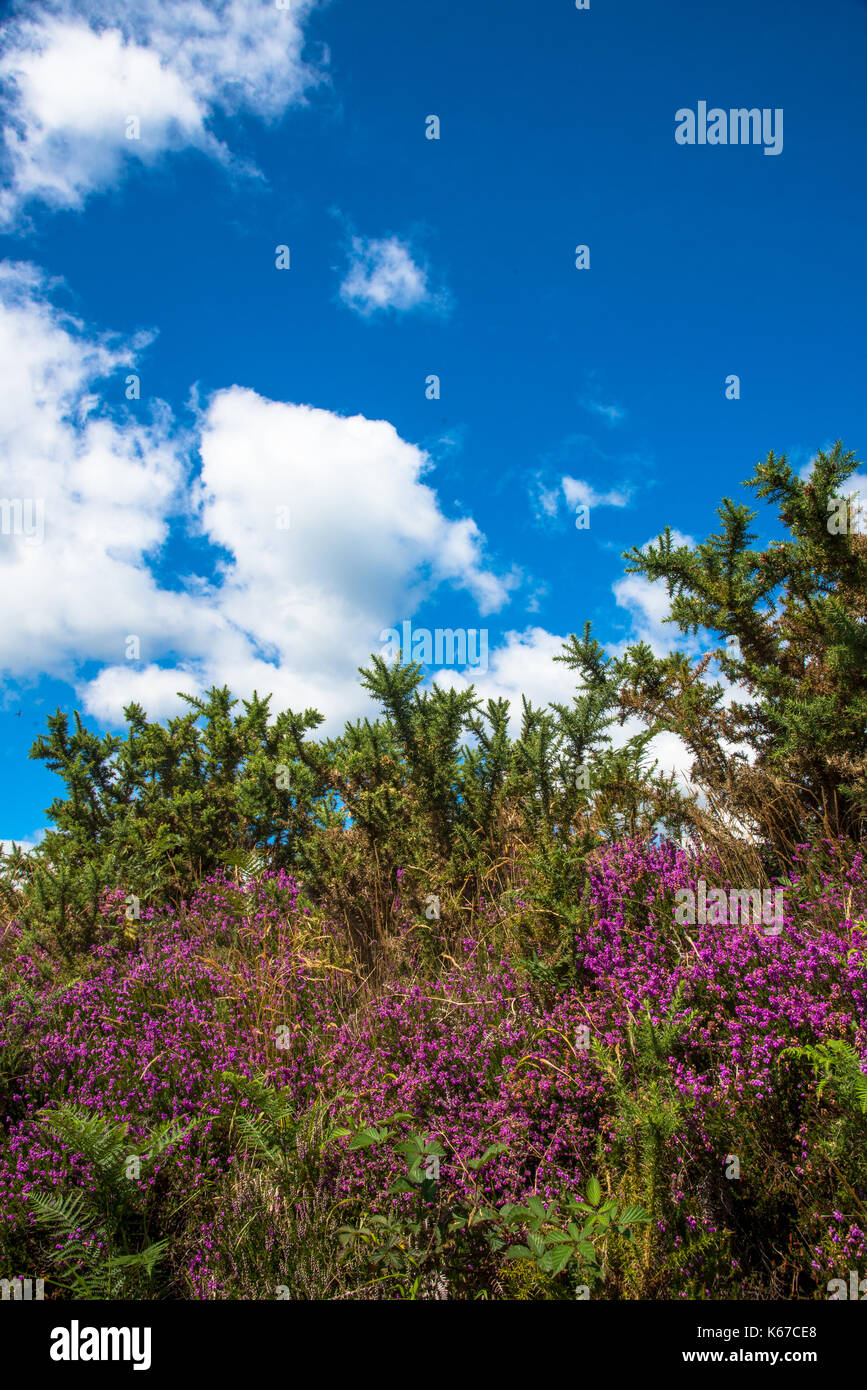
[530,471,633,524]
[612,574,677,653]
[562,476,631,512]
[580,396,625,425]
[0,268,711,803]
[434,626,697,791]
[610,530,696,656]
[644,728,694,789]
[0,264,514,728]
[534,481,560,519]
[0,0,324,224]
[608,528,755,791]
[0,261,199,692]
[338,235,444,317]
[433,626,578,721]
[1,827,47,855]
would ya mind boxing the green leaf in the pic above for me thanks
[348,1127,384,1150]
[504,1244,532,1260]
[585,1176,602,1207]
[546,1228,570,1245]
[467,1143,508,1170]
[527,1230,546,1259]
[618,1205,650,1227]
[547,1245,575,1275]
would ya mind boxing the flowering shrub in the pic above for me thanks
[1,835,864,1300]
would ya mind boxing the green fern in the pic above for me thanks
[223,1072,352,1186]
[779,1039,867,1114]
[220,849,266,884]
[223,1071,298,1163]
[27,1103,198,1299]
[28,1186,169,1299]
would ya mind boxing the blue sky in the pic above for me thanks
[1,0,866,846]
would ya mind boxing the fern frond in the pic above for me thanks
[139,1115,199,1165]
[37,1102,131,1171]
[224,1071,297,1132]
[28,1187,91,1237]
[780,1039,867,1114]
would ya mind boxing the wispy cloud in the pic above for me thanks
[561,476,631,511]
[338,235,448,317]
[579,395,626,425]
[529,470,633,524]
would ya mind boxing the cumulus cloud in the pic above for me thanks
[0,0,324,224]
[0,261,201,690]
[338,235,445,317]
[0,264,514,727]
[0,267,704,798]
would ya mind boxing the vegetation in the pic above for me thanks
[0,443,865,1299]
